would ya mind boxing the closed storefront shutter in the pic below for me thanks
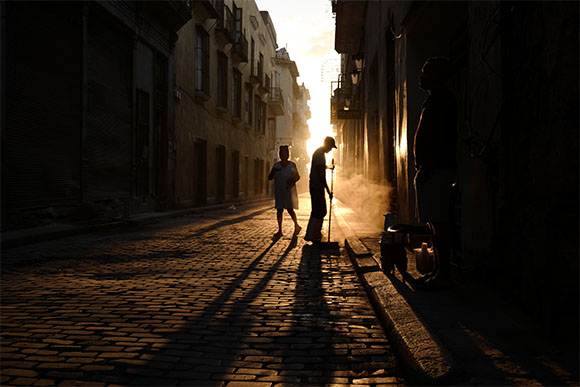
[5,3,82,209]
[86,5,132,200]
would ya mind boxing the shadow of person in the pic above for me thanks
[116,237,300,385]
[268,244,344,383]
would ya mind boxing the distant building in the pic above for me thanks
[1,1,191,230]
[293,84,311,194]
[332,0,578,333]
[272,48,311,193]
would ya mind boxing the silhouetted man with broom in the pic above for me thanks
[305,136,336,243]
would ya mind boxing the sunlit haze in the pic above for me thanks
[255,0,340,160]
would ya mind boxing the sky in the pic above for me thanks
[254,0,340,156]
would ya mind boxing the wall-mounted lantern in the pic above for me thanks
[350,58,364,85]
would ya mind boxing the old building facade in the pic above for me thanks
[1,1,191,230]
[174,1,281,207]
[332,0,578,332]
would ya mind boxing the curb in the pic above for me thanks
[2,198,274,249]
[335,210,457,385]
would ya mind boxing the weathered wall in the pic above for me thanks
[496,1,579,331]
[2,1,189,229]
[335,0,578,332]
[174,0,278,206]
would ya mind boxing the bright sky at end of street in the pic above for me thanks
[254,0,340,157]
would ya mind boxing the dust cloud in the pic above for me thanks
[334,174,392,229]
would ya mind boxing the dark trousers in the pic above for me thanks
[309,185,326,218]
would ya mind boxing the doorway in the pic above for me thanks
[216,145,226,203]
[194,139,207,206]
[231,150,240,199]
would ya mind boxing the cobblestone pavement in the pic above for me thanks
[1,199,404,386]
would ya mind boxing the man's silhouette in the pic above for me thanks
[413,57,457,287]
[305,136,336,243]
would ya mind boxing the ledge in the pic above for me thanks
[194,90,210,103]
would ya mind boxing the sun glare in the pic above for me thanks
[254,0,340,171]
[307,120,335,157]
[305,84,337,168]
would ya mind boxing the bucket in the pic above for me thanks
[414,243,434,273]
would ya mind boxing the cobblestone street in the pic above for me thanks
[1,199,403,386]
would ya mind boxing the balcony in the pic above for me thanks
[231,32,248,64]
[268,87,284,116]
[333,0,367,54]
[215,4,235,44]
[192,0,220,20]
[202,0,220,18]
[249,60,263,85]
[143,1,192,29]
[330,76,361,124]
[259,74,270,95]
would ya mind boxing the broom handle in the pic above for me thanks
[328,159,335,243]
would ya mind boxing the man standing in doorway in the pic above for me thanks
[305,136,336,243]
[413,56,457,288]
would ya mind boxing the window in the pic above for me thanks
[273,70,280,88]
[260,101,267,134]
[195,26,210,94]
[232,69,242,118]
[245,84,253,125]
[268,118,275,141]
[231,150,240,198]
[258,52,264,83]
[194,139,207,205]
[253,98,266,134]
[250,38,255,75]
[217,52,228,108]
[216,145,226,202]
[233,2,242,43]
[254,95,261,131]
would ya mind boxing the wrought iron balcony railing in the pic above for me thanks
[330,73,361,123]
[268,87,284,116]
[232,32,248,63]
[249,60,264,85]
[259,74,270,94]
[216,4,235,43]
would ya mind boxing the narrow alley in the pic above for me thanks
[1,1,578,386]
[1,198,403,386]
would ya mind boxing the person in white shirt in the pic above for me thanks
[268,145,301,237]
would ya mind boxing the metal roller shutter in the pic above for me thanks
[5,2,82,209]
[86,4,132,201]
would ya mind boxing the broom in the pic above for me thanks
[320,158,340,249]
